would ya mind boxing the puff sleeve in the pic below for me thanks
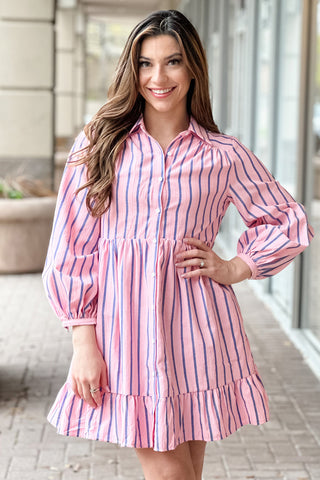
[227,137,314,280]
[42,131,101,328]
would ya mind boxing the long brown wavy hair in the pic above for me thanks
[76,9,220,217]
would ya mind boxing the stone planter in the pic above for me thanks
[0,196,56,273]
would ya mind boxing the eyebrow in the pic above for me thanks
[139,53,183,60]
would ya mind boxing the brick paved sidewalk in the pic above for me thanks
[1,274,320,480]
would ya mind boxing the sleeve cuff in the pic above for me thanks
[236,253,259,280]
[61,317,97,329]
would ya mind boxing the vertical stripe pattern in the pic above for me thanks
[43,116,313,451]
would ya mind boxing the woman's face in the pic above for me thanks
[138,34,192,117]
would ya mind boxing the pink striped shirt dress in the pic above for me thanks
[43,116,314,451]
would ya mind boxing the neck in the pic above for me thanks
[143,108,190,143]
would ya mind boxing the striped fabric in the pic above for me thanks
[43,116,313,451]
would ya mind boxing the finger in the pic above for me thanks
[176,248,206,261]
[76,381,84,400]
[71,378,80,398]
[83,384,97,408]
[100,366,109,392]
[91,387,102,407]
[181,268,207,279]
[176,258,207,268]
[183,238,211,250]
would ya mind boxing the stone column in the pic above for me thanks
[55,1,86,148]
[0,0,55,182]
[55,5,76,149]
[54,1,86,189]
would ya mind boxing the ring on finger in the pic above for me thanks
[200,260,205,268]
[89,386,100,394]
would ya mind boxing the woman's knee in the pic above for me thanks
[134,442,196,480]
[160,464,196,480]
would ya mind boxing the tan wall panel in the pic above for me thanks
[76,64,85,95]
[0,91,53,157]
[75,36,85,64]
[55,94,74,137]
[56,51,74,93]
[75,94,84,130]
[0,0,54,20]
[56,9,75,50]
[0,22,53,88]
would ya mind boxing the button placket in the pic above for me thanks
[149,143,166,410]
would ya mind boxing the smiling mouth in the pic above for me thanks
[149,87,175,94]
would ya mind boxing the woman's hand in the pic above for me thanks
[175,237,252,285]
[70,325,108,408]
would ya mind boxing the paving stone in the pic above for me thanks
[16,425,43,443]
[307,464,320,479]
[247,450,276,463]
[8,455,37,472]
[6,472,61,480]
[203,476,229,480]
[283,472,310,479]
[255,462,309,471]
[291,433,318,447]
[90,467,120,480]
[227,469,284,478]
[66,440,92,457]
[38,448,66,469]
[202,465,228,478]
[223,454,252,469]
[0,458,10,479]
[61,469,90,480]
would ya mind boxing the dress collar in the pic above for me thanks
[128,115,214,145]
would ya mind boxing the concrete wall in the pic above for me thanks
[0,0,55,181]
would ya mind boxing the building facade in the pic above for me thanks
[180,0,320,371]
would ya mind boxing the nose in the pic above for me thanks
[152,64,168,84]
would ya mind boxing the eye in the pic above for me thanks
[139,60,151,68]
[168,58,182,66]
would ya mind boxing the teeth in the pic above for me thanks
[152,88,172,94]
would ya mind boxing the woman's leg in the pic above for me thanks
[134,441,197,480]
[188,440,207,480]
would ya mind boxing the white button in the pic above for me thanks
[153,238,157,243]
[156,208,160,214]
[159,177,163,181]
[152,272,156,277]
[167,151,173,156]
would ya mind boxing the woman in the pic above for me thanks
[43,9,313,480]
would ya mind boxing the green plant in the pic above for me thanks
[0,176,55,199]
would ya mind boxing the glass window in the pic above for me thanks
[270,0,302,318]
[303,0,320,342]
[274,0,302,196]
[253,0,274,170]
[211,0,220,33]
[226,1,235,131]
